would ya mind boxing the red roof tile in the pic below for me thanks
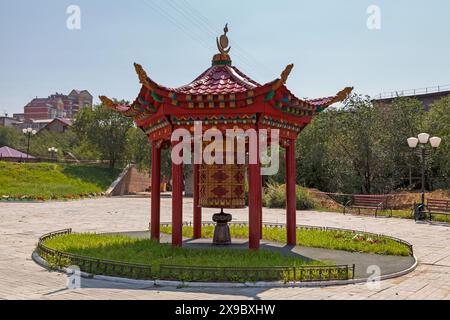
[169,65,260,95]
[305,96,335,106]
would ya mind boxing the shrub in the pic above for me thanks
[263,181,317,210]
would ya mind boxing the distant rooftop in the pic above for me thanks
[0,146,35,159]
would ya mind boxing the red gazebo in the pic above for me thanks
[100,26,352,250]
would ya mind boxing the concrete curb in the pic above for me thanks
[32,251,418,289]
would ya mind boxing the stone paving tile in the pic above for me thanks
[1,197,450,300]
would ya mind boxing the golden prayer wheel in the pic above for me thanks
[198,140,246,209]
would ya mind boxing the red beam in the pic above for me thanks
[286,139,297,245]
[172,142,184,247]
[193,164,202,239]
[150,141,161,241]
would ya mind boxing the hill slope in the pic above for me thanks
[0,162,120,200]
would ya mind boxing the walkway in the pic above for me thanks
[0,197,449,300]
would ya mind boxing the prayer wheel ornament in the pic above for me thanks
[198,135,247,210]
[199,163,246,209]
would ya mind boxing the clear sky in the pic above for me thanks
[1,0,449,115]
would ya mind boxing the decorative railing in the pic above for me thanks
[36,229,153,280]
[36,228,357,283]
[159,264,354,283]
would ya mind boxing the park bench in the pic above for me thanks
[423,199,450,221]
[343,195,392,218]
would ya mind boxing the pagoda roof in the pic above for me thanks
[100,61,352,124]
[99,24,353,141]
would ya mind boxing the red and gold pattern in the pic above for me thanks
[199,163,246,209]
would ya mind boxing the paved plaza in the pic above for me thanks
[0,197,449,300]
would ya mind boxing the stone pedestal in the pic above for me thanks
[212,210,232,245]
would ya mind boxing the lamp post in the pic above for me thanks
[48,147,58,162]
[407,133,442,220]
[22,128,37,160]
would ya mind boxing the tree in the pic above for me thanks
[73,102,133,169]
[27,130,79,160]
[316,95,384,194]
[0,127,21,148]
[124,127,152,171]
[295,94,440,194]
[425,95,450,189]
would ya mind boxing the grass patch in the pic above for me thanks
[0,162,120,200]
[43,233,321,270]
[160,225,412,257]
[42,233,326,282]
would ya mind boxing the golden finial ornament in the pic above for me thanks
[216,23,231,55]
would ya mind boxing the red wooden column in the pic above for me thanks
[286,139,297,245]
[260,175,263,239]
[248,134,262,250]
[172,143,184,247]
[193,163,202,239]
[150,141,161,241]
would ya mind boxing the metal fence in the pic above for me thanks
[37,229,153,280]
[159,264,354,283]
[375,84,450,100]
[37,228,357,283]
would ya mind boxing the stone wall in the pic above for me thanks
[106,165,151,196]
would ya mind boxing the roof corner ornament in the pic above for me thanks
[216,23,231,55]
[280,64,294,84]
[333,86,354,103]
[99,95,116,109]
[134,63,156,90]
[272,64,294,90]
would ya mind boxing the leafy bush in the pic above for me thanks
[263,181,317,210]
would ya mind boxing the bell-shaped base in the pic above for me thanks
[212,210,232,245]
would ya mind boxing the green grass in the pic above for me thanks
[42,233,324,282]
[160,225,412,257]
[0,162,120,200]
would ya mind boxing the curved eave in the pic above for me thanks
[109,84,353,126]
[306,87,354,108]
